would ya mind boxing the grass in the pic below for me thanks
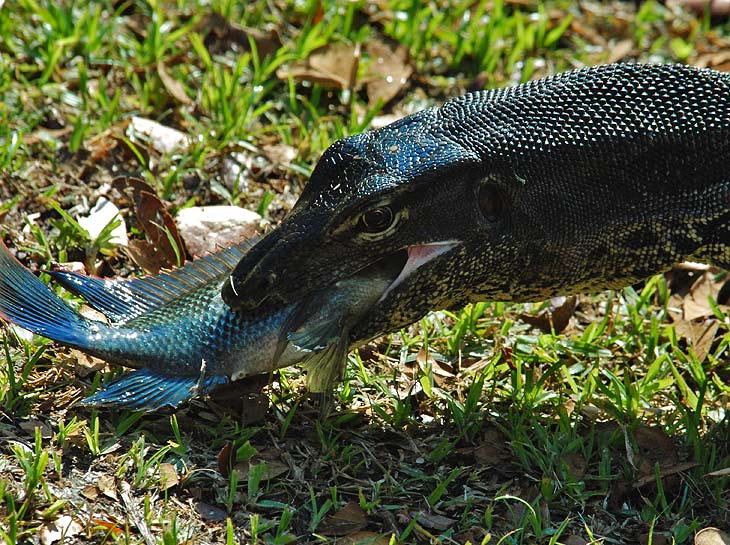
[0,0,729,543]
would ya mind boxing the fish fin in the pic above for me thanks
[81,368,228,411]
[288,315,343,352]
[48,241,254,324]
[302,337,349,393]
[0,241,90,346]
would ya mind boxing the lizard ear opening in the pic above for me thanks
[478,180,504,223]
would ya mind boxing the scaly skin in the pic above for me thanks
[222,63,730,343]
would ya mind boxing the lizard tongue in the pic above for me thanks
[379,241,460,302]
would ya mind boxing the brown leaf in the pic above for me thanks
[97,474,118,500]
[157,61,193,105]
[606,39,635,64]
[158,462,179,491]
[635,425,678,468]
[81,485,99,500]
[520,296,577,333]
[234,459,289,483]
[261,143,297,165]
[672,319,719,363]
[562,536,588,545]
[19,418,52,439]
[639,534,669,545]
[634,461,699,488]
[413,511,456,531]
[704,466,730,478]
[196,501,228,522]
[695,527,730,545]
[338,531,392,545]
[365,40,412,107]
[217,443,233,478]
[199,13,281,58]
[112,177,186,274]
[67,349,107,378]
[208,375,271,424]
[318,503,367,536]
[672,0,730,17]
[40,515,83,545]
[474,429,509,466]
[560,452,587,480]
[280,42,360,90]
[682,272,727,321]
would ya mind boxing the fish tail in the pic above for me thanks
[0,242,91,347]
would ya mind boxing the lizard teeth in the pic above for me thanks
[379,241,460,303]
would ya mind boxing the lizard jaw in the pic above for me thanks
[379,241,460,303]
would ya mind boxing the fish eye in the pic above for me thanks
[359,206,395,233]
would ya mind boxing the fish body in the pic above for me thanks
[0,241,400,410]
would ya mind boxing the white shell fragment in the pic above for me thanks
[76,197,128,246]
[128,116,191,154]
[176,206,264,256]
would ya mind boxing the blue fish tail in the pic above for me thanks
[82,368,228,411]
[0,242,90,347]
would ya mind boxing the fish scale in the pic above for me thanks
[0,240,402,411]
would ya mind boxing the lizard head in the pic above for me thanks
[221,107,510,322]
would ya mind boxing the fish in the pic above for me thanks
[0,240,404,411]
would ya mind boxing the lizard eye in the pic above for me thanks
[359,206,395,233]
[478,182,504,222]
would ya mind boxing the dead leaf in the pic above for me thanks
[157,61,193,105]
[318,503,367,536]
[199,13,281,58]
[97,474,118,500]
[261,143,297,165]
[695,527,730,545]
[704,466,730,478]
[681,272,728,320]
[520,296,577,333]
[606,39,634,63]
[209,374,271,424]
[196,501,228,522]
[563,536,588,545]
[694,50,730,69]
[217,443,234,478]
[338,531,392,545]
[280,42,360,90]
[158,462,179,491]
[365,40,412,107]
[18,418,52,439]
[635,425,678,468]
[560,452,587,480]
[474,429,509,466]
[634,461,699,488]
[81,484,99,500]
[234,459,289,483]
[412,511,456,531]
[67,349,107,378]
[40,515,83,545]
[639,533,669,545]
[112,177,186,274]
[672,319,719,363]
[670,0,730,17]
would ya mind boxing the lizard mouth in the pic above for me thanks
[379,241,460,303]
